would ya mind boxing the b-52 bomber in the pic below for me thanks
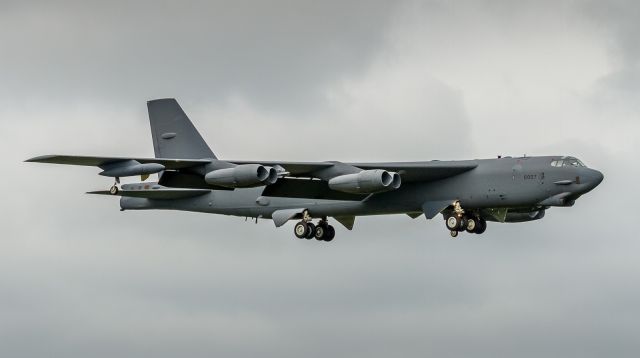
[27,99,604,240]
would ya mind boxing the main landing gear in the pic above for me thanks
[294,211,335,242]
[445,201,487,238]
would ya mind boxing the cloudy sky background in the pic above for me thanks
[1,0,639,357]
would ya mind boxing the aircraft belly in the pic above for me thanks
[122,187,418,219]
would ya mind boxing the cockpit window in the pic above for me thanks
[563,158,584,167]
[551,157,585,168]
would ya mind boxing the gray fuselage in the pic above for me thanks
[120,156,604,222]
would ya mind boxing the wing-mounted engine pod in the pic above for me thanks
[205,164,278,188]
[328,169,402,194]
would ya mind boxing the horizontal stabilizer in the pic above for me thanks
[88,186,210,200]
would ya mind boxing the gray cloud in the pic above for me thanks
[1,1,639,358]
[582,0,640,114]
[0,0,401,113]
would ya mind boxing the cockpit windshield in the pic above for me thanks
[550,157,586,168]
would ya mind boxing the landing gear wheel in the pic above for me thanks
[294,221,309,239]
[466,217,477,233]
[314,224,326,241]
[446,215,462,231]
[474,218,487,235]
[109,185,119,195]
[458,217,468,231]
[305,223,316,239]
[450,230,458,238]
[325,225,335,242]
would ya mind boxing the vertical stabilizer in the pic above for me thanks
[147,98,216,159]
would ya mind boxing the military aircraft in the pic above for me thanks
[26,98,604,240]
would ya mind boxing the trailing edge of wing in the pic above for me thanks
[88,188,210,200]
[26,155,211,170]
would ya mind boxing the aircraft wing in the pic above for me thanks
[26,155,210,170]
[229,160,478,183]
[29,156,477,182]
[227,160,334,176]
[347,161,478,182]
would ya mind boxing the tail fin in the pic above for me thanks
[147,98,216,159]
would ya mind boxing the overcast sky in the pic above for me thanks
[1,1,639,357]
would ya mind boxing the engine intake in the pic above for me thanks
[205,164,278,188]
[328,170,401,194]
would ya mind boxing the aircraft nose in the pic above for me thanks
[584,169,604,190]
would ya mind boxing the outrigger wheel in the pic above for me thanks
[109,185,119,195]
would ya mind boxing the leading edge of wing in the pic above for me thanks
[349,161,479,182]
[25,155,211,170]
[227,160,334,176]
[228,160,478,181]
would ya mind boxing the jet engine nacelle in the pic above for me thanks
[328,170,401,194]
[205,164,278,188]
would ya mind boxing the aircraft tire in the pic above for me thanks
[465,217,477,233]
[474,219,487,234]
[458,217,468,231]
[109,185,119,195]
[450,230,458,238]
[446,215,461,231]
[294,221,309,239]
[314,224,326,240]
[325,225,335,241]
[306,223,316,239]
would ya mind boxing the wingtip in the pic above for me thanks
[86,190,111,195]
[25,155,55,163]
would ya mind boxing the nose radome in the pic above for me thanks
[586,169,604,189]
[594,170,604,185]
